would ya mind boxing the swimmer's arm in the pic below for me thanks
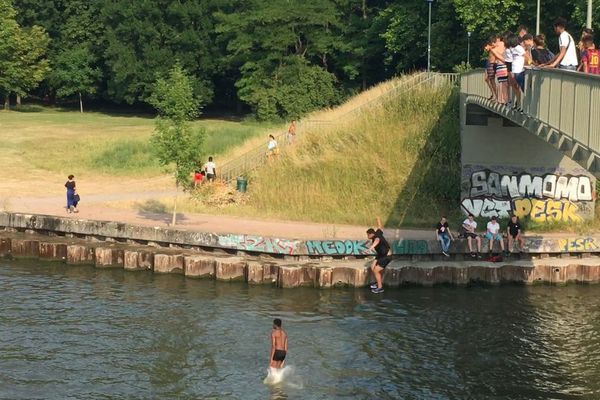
[368,238,380,252]
[270,332,276,361]
[284,334,288,352]
[376,217,383,230]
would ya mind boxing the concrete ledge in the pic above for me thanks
[2,234,600,287]
[1,212,599,258]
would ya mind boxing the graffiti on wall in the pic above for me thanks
[217,235,301,255]
[558,238,598,252]
[461,169,595,221]
[306,240,371,256]
[393,239,429,254]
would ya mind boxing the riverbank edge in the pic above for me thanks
[2,232,600,288]
[1,212,600,259]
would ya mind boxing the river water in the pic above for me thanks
[1,261,599,400]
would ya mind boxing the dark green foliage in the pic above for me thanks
[9,0,594,119]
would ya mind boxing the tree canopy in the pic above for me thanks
[5,0,598,118]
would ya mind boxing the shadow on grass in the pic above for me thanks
[384,89,462,229]
[135,199,187,225]
[12,105,45,113]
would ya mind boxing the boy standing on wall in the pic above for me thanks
[365,217,392,294]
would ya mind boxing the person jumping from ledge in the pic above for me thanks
[365,217,392,294]
[270,318,288,369]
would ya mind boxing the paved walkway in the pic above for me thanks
[4,191,574,240]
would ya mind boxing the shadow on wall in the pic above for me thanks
[385,89,461,228]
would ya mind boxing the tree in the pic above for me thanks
[0,0,49,109]
[148,63,205,226]
[48,46,101,112]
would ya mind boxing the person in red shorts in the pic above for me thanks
[582,36,600,74]
[194,170,205,187]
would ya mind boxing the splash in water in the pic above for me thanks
[263,366,303,389]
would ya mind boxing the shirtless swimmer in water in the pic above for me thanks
[270,318,288,369]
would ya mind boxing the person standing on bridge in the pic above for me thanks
[531,35,555,66]
[582,35,600,75]
[365,217,391,294]
[542,18,578,71]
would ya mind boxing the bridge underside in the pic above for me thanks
[465,96,600,178]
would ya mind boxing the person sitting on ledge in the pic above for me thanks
[462,213,482,258]
[436,216,453,257]
[507,215,525,253]
[486,216,505,254]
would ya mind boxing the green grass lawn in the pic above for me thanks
[0,106,272,178]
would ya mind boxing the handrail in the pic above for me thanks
[219,72,459,184]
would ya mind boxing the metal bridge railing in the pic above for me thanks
[219,72,459,184]
[461,68,600,157]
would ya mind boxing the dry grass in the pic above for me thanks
[197,77,461,227]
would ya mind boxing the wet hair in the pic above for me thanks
[273,318,282,327]
[68,175,74,180]
[554,17,568,29]
[366,228,376,235]
[534,34,546,47]
[506,33,519,48]
[522,33,533,42]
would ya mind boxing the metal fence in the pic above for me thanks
[219,72,460,184]
[461,68,600,156]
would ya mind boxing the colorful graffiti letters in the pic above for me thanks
[513,199,583,222]
[463,170,594,221]
[392,240,429,254]
[217,235,300,255]
[469,171,593,201]
[306,240,371,256]
[558,238,598,252]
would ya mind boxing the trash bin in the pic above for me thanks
[236,177,248,193]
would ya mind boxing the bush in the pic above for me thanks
[237,57,340,121]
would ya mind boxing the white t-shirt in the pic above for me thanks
[559,31,578,66]
[511,45,526,73]
[487,221,500,235]
[205,161,216,175]
[268,139,278,150]
[463,219,477,232]
[504,48,513,63]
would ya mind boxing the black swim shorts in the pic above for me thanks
[465,232,477,239]
[376,256,392,268]
[273,350,286,362]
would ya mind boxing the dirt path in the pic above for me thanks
[2,189,440,240]
[3,185,572,240]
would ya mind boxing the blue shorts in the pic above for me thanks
[514,72,525,91]
[486,232,503,241]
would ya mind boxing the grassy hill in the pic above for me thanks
[219,78,461,227]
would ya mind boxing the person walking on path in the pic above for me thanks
[64,175,78,213]
[267,135,279,161]
[542,18,578,71]
[204,157,216,182]
[507,215,525,253]
[462,213,482,258]
[287,120,297,144]
[269,318,288,370]
[436,216,453,257]
[486,216,505,254]
[365,217,391,294]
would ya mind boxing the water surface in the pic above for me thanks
[1,261,599,399]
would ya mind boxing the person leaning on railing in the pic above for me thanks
[540,17,578,71]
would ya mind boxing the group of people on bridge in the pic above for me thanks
[484,18,599,110]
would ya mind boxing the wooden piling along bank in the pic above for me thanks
[1,212,600,287]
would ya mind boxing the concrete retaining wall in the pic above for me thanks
[2,233,600,287]
[2,212,600,258]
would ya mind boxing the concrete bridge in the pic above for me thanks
[460,69,600,223]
